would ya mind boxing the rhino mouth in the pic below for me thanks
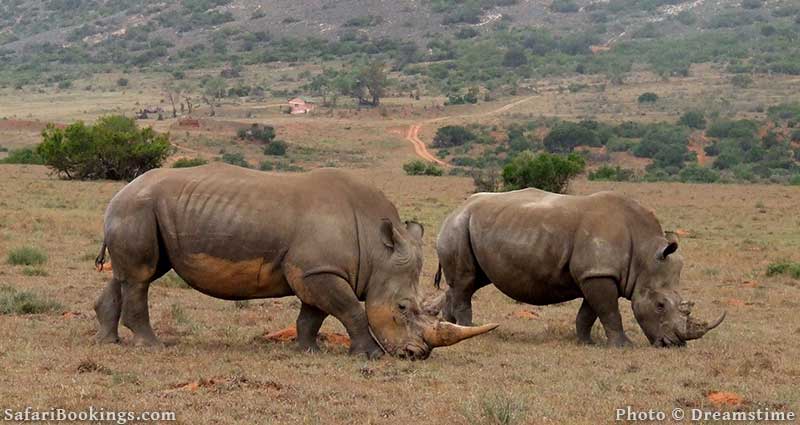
[395,342,431,361]
[653,335,686,348]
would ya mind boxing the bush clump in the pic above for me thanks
[238,123,276,144]
[679,111,707,129]
[264,140,288,156]
[403,160,444,176]
[588,165,635,181]
[766,261,800,278]
[678,164,720,183]
[172,157,208,168]
[432,125,477,148]
[544,122,599,153]
[220,152,250,168]
[7,246,48,266]
[37,115,171,180]
[638,92,659,103]
[502,151,585,193]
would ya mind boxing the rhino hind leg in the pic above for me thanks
[121,279,161,346]
[94,278,122,344]
[579,277,632,348]
[575,299,598,345]
[296,302,328,353]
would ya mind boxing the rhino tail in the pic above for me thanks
[95,241,107,272]
[434,263,443,289]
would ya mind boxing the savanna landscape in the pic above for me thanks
[2,0,800,423]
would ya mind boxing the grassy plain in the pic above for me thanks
[1,66,799,424]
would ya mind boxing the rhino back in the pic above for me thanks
[105,164,397,299]
[462,189,656,304]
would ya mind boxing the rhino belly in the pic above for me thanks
[171,253,293,300]
[489,270,581,306]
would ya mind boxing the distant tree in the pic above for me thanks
[679,111,706,129]
[37,115,171,180]
[502,151,585,193]
[353,61,389,106]
[202,77,227,116]
[544,122,597,153]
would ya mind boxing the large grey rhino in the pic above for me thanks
[93,164,496,359]
[435,188,725,347]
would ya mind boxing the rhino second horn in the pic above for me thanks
[423,321,498,347]
[679,311,727,340]
[421,292,446,316]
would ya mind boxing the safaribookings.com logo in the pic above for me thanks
[3,407,176,424]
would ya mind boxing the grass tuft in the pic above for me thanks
[766,261,800,279]
[461,393,527,425]
[0,285,62,315]
[7,246,48,266]
[22,267,48,277]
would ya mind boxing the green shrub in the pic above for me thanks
[790,174,800,186]
[679,111,706,129]
[678,164,720,183]
[766,261,800,278]
[731,74,753,88]
[403,160,444,176]
[741,0,762,9]
[0,147,44,164]
[264,140,288,156]
[637,92,659,103]
[7,247,48,266]
[172,157,208,168]
[606,137,637,152]
[588,165,635,181]
[614,121,648,138]
[706,119,758,139]
[0,286,62,315]
[37,116,171,180]
[502,151,585,193]
[432,126,477,148]
[117,78,129,87]
[220,152,250,168]
[767,103,800,122]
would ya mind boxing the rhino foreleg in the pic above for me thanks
[296,302,328,353]
[290,272,383,359]
[121,280,161,347]
[579,277,632,347]
[575,299,598,345]
[94,278,122,344]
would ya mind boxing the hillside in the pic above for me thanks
[2,0,799,92]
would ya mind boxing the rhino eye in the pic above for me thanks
[398,301,409,312]
[656,302,666,312]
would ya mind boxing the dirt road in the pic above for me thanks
[404,95,537,165]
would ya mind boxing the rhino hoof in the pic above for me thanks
[607,336,632,348]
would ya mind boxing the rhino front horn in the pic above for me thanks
[678,311,727,341]
[422,321,498,348]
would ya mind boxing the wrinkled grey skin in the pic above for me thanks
[436,188,725,347]
[94,164,494,359]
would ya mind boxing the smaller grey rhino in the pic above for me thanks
[435,188,725,347]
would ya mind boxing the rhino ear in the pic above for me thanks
[380,219,395,249]
[405,220,424,241]
[657,242,679,260]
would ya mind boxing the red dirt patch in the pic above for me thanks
[511,309,540,320]
[62,311,84,320]
[726,298,746,307]
[177,118,201,128]
[742,280,759,288]
[262,326,351,347]
[707,391,744,407]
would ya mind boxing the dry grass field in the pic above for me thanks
[1,68,800,424]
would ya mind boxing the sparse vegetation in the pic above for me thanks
[173,157,208,168]
[220,152,250,168]
[0,286,62,315]
[403,160,444,176]
[7,247,48,266]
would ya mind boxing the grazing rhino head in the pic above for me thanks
[631,238,726,347]
[365,220,497,359]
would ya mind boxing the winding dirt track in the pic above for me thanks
[404,96,537,166]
